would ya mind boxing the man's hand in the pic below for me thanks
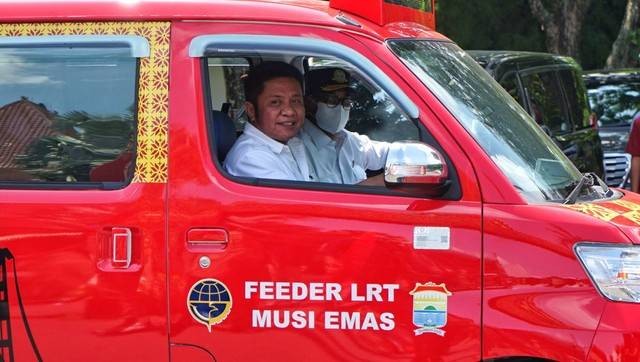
[357,173,386,186]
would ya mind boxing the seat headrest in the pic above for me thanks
[211,110,237,163]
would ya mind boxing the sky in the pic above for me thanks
[0,46,136,117]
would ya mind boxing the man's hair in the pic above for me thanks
[243,61,304,107]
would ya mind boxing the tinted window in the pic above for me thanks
[521,71,572,133]
[385,0,432,11]
[558,69,590,129]
[0,46,137,184]
[499,73,524,107]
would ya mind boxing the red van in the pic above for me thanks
[0,1,638,361]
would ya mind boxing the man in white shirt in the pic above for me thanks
[224,61,313,181]
[300,68,389,185]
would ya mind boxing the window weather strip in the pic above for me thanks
[0,35,150,58]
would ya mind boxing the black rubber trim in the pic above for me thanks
[0,181,125,190]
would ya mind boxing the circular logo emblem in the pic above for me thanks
[187,278,233,332]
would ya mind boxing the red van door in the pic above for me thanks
[0,22,170,362]
[167,21,482,361]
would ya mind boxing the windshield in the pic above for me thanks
[587,82,640,127]
[388,40,600,203]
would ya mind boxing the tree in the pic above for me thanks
[528,0,592,62]
[605,0,640,69]
[437,0,545,53]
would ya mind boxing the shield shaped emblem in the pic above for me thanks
[409,282,452,336]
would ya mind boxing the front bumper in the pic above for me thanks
[587,301,640,360]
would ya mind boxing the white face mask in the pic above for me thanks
[315,102,350,134]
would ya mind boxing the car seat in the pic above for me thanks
[211,110,237,163]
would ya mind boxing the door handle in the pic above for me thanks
[97,227,139,272]
[112,227,132,268]
[187,228,229,252]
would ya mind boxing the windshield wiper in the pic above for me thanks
[563,172,613,205]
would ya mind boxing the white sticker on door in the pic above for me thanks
[413,226,450,250]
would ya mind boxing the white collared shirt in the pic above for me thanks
[224,123,312,181]
[300,121,389,184]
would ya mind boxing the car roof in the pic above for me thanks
[0,0,447,42]
[1,0,333,23]
[583,69,640,86]
[468,50,576,74]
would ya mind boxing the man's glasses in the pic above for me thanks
[320,93,353,109]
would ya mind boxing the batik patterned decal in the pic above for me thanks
[0,22,170,183]
[564,199,640,226]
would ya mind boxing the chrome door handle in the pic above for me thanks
[112,227,132,268]
[187,228,229,252]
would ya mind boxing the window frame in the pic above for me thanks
[498,70,526,109]
[196,34,462,200]
[0,35,146,190]
[557,68,591,130]
[519,66,575,135]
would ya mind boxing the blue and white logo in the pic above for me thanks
[410,282,452,336]
[187,278,232,332]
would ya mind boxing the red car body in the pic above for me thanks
[0,1,638,361]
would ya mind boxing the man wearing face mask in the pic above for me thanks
[300,68,389,185]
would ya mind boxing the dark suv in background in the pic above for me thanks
[584,69,640,188]
[469,51,605,178]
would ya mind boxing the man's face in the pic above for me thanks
[246,77,304,143]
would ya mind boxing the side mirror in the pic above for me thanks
[384,141,450,196]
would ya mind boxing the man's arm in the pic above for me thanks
[631,156,640,193]
[347,131,389,172]
[626,116,640,193]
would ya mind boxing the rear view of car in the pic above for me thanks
[584,69,640,188]
[469,51,605,178]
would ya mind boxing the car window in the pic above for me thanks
[384,0,433,12]
[521,71,572,134]
[499,73,524,107]
[306,57,419,143]
[0,46,138,185]
[587,81,640,127]
[558,69,591,129]
[206,56,419,143]
[203,54,422,189]
[207,57,250,130]
[389,40,587,203]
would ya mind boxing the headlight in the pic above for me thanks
[575,243,640,303]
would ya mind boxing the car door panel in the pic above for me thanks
[168,21,482,361]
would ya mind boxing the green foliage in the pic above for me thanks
[631,29,640,47]
[580,0,628,70]
[437,0,628,70]
[437,0,546,52]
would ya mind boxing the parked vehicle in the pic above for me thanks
[1,1,639,361]
[584,69,640,187]
[469,51,605,178]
